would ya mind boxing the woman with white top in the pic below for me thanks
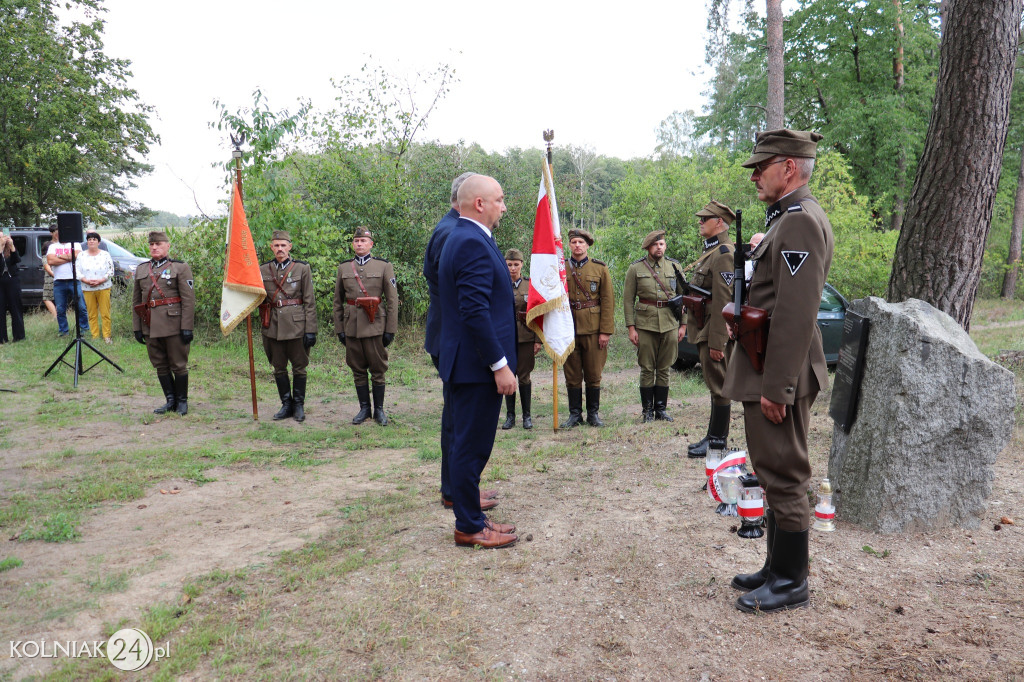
[78,231,115,343]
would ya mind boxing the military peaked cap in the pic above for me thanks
[148,230,169,244]
[567,228,595,246]
[696,200,736,224]
[642,229,666,249]
[741,129,824,168]
[271,230,292,242]
[504,248,525,262]
[353,227,373,239]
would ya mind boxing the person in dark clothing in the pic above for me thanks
[0,233,26,343]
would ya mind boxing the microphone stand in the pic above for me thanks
[44,241,124,386]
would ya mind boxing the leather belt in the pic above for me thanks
[275,298,302,307]
[148,297,181,308]
[570,300,599,310]
[639,298,670,308]
[346,299,358,305]
[516,311,527,321]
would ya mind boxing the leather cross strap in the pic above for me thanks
[270,261,297,305]
[569,262,593,303]
[350,260,369,296]
[640,258,679,300]
[147,264,169,306]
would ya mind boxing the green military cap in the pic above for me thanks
[567,228,595,246]
[353,227,372,239]
[148,230,168,244]
[271,230,291,242]
[695,200,736,225]
[741,129,824,168]
[504,248,525,262]
[642,229,666,249]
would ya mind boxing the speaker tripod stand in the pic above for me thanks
[43,245,124,386]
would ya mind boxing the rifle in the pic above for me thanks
[721,210,770,372]
[680,280,712,328]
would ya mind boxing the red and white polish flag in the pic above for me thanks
[526,162,575,365]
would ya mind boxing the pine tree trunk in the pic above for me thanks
[889,0,907,232]
[765,0,785,128]
[1002,145,1024,299]
[886,0,1023,330]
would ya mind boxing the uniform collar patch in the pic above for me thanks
[355,254,372,266]
[277,258,291,270]
[764,202,782,229]
[570,256,588,268]
[152,258,168,267]
[782,250,809,276]
[721,271,735,286]
[703,236,720,250]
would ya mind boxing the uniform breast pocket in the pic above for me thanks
[693,271,708,288]
[291,312,305,324]
[167,307,181,317]
[584,276,600,294]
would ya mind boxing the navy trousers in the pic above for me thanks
[431,354,453,499]
[448,381,502,534]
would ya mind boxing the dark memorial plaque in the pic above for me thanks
[829,310,870,433]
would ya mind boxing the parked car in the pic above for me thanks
[7,227,147,308]
[673,282,849,370]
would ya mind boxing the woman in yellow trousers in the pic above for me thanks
[77,231,115,343]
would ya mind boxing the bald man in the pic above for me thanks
[437,175,519,549]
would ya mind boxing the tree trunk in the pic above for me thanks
[765,0,785,128]
[889,0,907,232]
[1002,145,1024,299]
[886,0,1022,330]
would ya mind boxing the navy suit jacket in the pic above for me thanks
[438,218,517,384]
[423,208,460,357]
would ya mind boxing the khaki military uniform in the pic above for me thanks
[624,254,685,387]
[261,259,317,377]
[723,185,834,531]
[512,278,537,385]
[132,258,195,375]
[687,232,735,405]
[332,254,399,386]
[564,257,615,388]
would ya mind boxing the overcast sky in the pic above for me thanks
[99,0,723,217]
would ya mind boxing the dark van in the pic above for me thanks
[7,227,147,308]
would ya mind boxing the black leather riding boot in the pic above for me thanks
[640,386,655,422]
[560,388,584,428]
[501,394,516,430]
[736,521,810,613]
[154,373,177,414]
[732,509,775,592]
[520,384,533,430]
[273,374,293,420]
[372,384,388,425]
[174,373,189,416]
[689,402,731,457]
[352,384,372,424]
[653,385,673,421]
[291,375,306,422]
[585,386,604,426]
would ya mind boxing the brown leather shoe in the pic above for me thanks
[454,526,518,548]
[442,496,498,510]
[484,518,516,534]
[481,488,498,500]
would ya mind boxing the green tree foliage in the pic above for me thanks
[0,0,157,227]
[698,0,941,227]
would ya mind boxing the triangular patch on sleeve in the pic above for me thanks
[781,251,809,276]
[721,271,735,286]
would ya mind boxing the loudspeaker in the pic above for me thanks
[57,211,84,244]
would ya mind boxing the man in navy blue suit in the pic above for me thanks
[438,174,519,548]
[423,172,499,513]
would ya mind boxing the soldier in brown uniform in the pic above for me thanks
[724,129,834,613]
[502,249,541,430]
[260,230,318,422]
[623,229,686,422]
[562,228,614,427]
[132,231,195,416]
[333,227,399,425]
[686,200,737,458]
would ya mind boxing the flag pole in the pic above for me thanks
[231,135,260,421]
[544,129,559,432]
